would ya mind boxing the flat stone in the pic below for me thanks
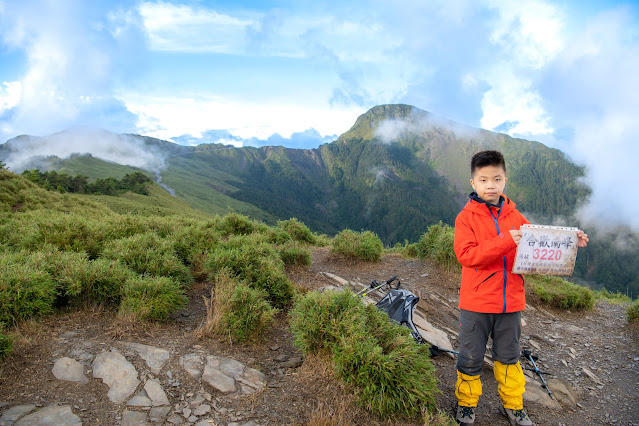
[180,354,203,379]
[123,343,170,375]
[192,404,211,416]
[240,370,267,394]
[189,395,206,408]
[127,390,153,407]
[121,410,150,426]
[547,378,578,408]
[93,350,140,404]
[202,359,237,394]
[280,357,303,368]
[0,404,37,423]
[273,354,288,362]
[148,406,171,423]
[217,357,245,379]
[15,405,81,425]
[187,416,198,423]
[52,357,88,384]
[166,413,183,425]
[523,379,561,409]
[144,379,169,406]
[582,367,603,385]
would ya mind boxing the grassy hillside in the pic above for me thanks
[160,148,277,221]
[2,105,636,296]
[336,104,590,218]
[48,154,152,181]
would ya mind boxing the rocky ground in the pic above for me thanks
[1,248,638,425]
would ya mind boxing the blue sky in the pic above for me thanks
[1,0,639,227]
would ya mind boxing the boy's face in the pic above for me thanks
[470,165,507,205]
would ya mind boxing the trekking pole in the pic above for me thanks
[521,349,554,399]
[355,276,398,298]
[428,344,459,357]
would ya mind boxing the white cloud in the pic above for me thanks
[474,0,564,136]
[4,128,166,172]
[487,0,565,69]
[480,71,554,135]
[0,0,140,141]
[138,1,255,53]
[542,7,639,229]
[123,93,362,142]
[0,81,22,113]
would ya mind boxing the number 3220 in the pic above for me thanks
[533,249,562,260]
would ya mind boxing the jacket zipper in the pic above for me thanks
[475,271,497,291]
[488,205,507,313]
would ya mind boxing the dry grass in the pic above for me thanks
[297,354,368,426]
[306,399,352,426]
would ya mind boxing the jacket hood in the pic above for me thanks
[464,191,517,216]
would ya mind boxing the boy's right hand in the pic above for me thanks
[509,229,523,245]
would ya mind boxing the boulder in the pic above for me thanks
[15,405,81,425]
[52,357,88,384]
[121,410,150,426]
[92,350,140,404]
[123,343,170,375]
[0,405,37,423]
[547,378,578,408]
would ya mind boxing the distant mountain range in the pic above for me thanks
[2,104,637,297]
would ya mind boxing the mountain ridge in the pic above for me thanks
[3,104,638,296]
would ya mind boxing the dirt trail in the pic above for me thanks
[1,248,638,425]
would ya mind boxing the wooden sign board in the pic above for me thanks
[512,224,579,276]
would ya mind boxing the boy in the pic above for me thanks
[453,150,588,425]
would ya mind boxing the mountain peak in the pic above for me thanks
[338,104,429,142]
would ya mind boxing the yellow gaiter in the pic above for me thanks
[455,370,482,407]
[493,361,526,410]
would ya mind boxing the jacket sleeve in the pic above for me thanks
[454,211,518,269]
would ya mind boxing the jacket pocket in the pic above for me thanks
[474,271,497,291]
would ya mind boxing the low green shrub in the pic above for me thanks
[628,299,639,322]
[101,232,193,287]
[277,218,316,244]
[594,288,632,304]
[218,212,260,236]
[290,290,438,419]
[119,276,188,321]
[0,256,57,325]
[205,234,294,307]
[289,289,365,354]
[0,332,12,361]
[279,244,312,267]
[210,271,277,342]
[331,229,383,262]
[416,222,459,271]
[529,275,595,310]
[79,259,135,306]
[263,227,292,244]
[314,233,332,247]
[171,224,222,266]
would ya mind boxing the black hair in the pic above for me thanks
[471,150,506,176]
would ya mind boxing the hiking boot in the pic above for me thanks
[455,404,475,424]
[499,405,534,426]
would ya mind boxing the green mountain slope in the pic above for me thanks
[3,104,637,297]
[153,104,588,244]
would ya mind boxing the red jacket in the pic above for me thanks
[454,193,529,313]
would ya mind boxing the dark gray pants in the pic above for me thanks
[456,309,522,376]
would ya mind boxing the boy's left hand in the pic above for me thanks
[577,230,589,247]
